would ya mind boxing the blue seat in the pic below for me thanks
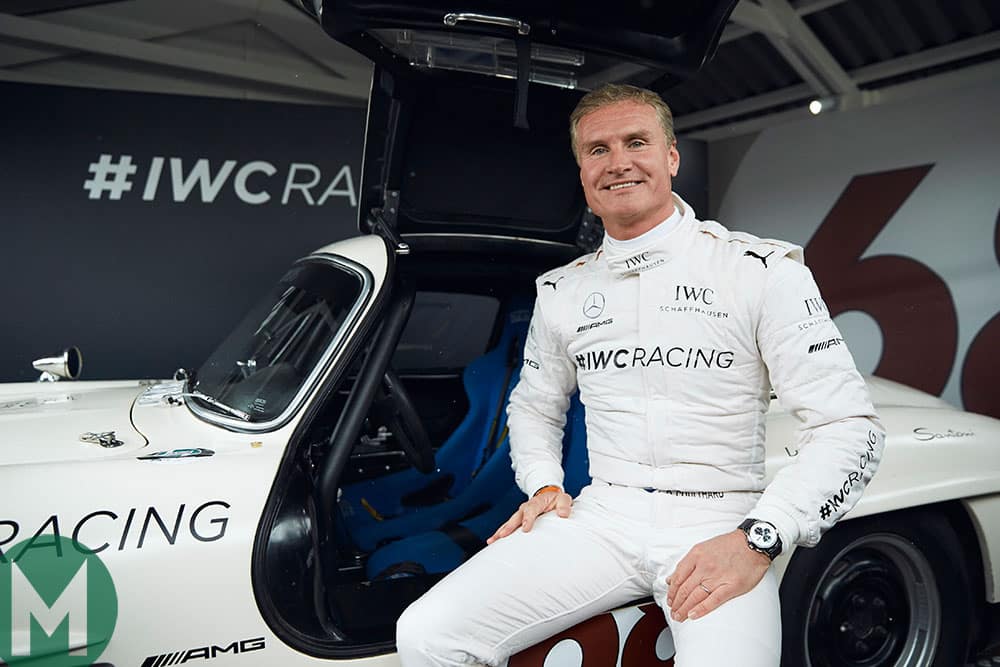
[339,298,534,547]
[366,394,590,580]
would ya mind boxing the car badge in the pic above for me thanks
[583,292,606,319]
[80,431,124,448]
[137,448,215,461]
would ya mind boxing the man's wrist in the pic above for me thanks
[533,484,562,497]
[738,518,783,560]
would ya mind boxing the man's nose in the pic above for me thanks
[605,146,632,173]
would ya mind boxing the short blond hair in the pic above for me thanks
[569,84,675,161]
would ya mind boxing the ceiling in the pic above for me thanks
[2,0,998,142]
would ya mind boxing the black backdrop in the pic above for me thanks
[0,81,706,382]
[0,82,366,382]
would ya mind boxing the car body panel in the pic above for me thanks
[963,495,1000,602]
[313,0,739,79]
[0,235,394,667]
[0,381,147,465]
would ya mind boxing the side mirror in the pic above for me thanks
[33,347,83,382]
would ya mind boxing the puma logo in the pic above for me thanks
[744,250,774,268]
[543,276,564,290]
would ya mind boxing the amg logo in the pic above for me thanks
[674,285,715,305]
[624,252,650,268]
[804,297,829,316]
[575,346,734,371]
[808,337,844,353]
[141,637,265,666]
[577,318,614,333]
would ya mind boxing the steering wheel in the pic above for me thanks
[381,369,436,474]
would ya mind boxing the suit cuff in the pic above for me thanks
[745,504,801,554]
[520,464,565,500]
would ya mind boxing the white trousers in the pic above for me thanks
[396,482,781,667]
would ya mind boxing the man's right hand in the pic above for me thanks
[487,488,573,544]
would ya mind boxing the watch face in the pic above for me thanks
[749,522,778,549]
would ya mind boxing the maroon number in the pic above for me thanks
[960,209,1000,418]
[508,613,618,667]
[805,165,958,395]
[621,602,674,666]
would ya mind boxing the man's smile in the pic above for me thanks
[605,180,644,191]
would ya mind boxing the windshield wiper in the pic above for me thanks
[175,390,251,422]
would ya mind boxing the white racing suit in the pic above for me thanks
[397,195,885,666]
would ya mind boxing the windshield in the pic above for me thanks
[191,257,368,428]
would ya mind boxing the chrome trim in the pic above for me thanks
[33,347,83,382]
[186,253,376,434]
[80,431,124,448]
[401,232,578,249]
[173,391,250,421]
[443,12,529,35]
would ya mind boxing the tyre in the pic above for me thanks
[779,509,974,667]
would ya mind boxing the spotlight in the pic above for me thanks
[808,97,837,115]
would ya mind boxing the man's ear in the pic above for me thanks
[670,143,680,177]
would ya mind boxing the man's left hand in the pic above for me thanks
[666,529,771,622]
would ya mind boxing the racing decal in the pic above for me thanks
[803,297,828,317]
[912,427,975,441]
[817,430,882,521]
[576,318,613,334]
[510,602,673,667]
[582,293,606,319]
[743,250,774,268]
[542,277,565,291]
[797,317,830,331]
[807,337,844,354]
[674,286,715,305]
[137,448,215,460]
[574,347,734,372]
[658,304,729,319]
[140,638,265,666]
[0,501,230,560]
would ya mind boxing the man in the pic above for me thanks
[396,84,884,666]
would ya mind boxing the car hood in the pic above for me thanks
[0,381,149,466]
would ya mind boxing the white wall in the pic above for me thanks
[715,80,1000,417]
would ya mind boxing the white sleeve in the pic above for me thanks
[748,258,886,550]
[507,293,578,497]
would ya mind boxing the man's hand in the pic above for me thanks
[486,489,573,544]
[666,529,771,622]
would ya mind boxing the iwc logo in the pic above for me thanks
[583,293,606,319]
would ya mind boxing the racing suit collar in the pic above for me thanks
[602,193,695,276]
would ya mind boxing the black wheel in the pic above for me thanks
[779,510,973,667]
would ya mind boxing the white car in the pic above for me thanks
[2,2,999,667]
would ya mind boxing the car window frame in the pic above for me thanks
[187,252,375,434]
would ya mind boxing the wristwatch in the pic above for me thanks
[738,518,782,561]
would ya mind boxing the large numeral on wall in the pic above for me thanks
[805,165,958,395]
[961,209,1000,418]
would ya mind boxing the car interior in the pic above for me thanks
[255,246,594,654]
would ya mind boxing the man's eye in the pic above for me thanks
[590,147,607,156]
[629,140,646,148]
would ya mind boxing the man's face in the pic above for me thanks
[576,100,680,239]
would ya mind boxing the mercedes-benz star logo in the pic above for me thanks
[583,292,606,319]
